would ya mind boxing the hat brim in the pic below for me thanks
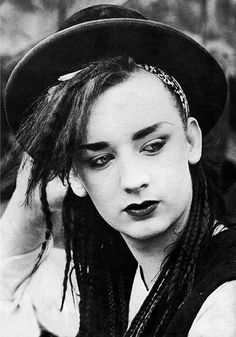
[5,18,227,135]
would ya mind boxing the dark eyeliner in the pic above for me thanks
[141,137,168,153]
[89,153,113,168]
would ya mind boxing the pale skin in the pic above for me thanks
[0,69,202,287]
[1,70,235,337]
[71,70,202,284]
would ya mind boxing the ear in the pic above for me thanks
[186,117,202,165]
[69,171,87,197]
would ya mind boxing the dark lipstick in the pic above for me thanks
[124,201,158,217]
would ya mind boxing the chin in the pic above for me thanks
[123,219,172,241]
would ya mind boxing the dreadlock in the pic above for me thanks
[2,56,228,337]
[123,163,216,336]
[66,192,132,337]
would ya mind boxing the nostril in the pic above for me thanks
[125,183,148,194]
[119,160,150,192]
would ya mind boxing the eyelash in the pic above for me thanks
[140,139,166,154]
[88,138,166,169]
[89,154,114,168]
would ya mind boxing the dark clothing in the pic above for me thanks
[40,227,236,337]
[164,227,236,336]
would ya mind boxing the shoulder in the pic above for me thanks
[28,246,80,336]
[30,245,78,299]
[188,281,236,337]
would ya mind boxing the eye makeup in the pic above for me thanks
[140,137,167,154]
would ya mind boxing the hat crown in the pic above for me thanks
[58,4,147,31]
[5,4,227,136]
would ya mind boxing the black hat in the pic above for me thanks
[5,4,227,135]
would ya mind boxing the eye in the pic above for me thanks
[141,139,166,154]
[89,154,114,168]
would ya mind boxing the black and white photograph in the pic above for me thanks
[1,1,236,336]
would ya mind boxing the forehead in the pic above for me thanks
[86,70,182,142]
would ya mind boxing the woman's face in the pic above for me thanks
[72,70,201,241]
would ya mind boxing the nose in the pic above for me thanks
[119,157,150,193]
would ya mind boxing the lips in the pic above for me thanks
[124,200,159,217]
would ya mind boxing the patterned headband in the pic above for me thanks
[136,64,190,121]
[57,63,190,121]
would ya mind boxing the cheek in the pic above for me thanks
[80,170,124,228]
[82,169,116,196]
[164,166,192,195]
[86,187,119,229]
[154,165,191,199]
[153,143,192,196]
[81,172,117,215]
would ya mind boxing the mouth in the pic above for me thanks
[124,200,159,217]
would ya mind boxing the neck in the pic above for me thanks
[121,218,187,286]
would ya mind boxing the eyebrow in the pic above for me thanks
[79,122,172,151]
[79,141,109,151]
[132,122,170,140]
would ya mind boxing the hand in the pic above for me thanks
[0,153,67,257]
[15,153,67,212]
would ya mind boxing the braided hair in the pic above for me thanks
[124,163,216,336]
[2,56,227,336]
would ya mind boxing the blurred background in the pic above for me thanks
[1,0,236,226]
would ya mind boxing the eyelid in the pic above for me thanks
[140,137,167,153]
[89,153,114,168]
[141,137,166,147]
